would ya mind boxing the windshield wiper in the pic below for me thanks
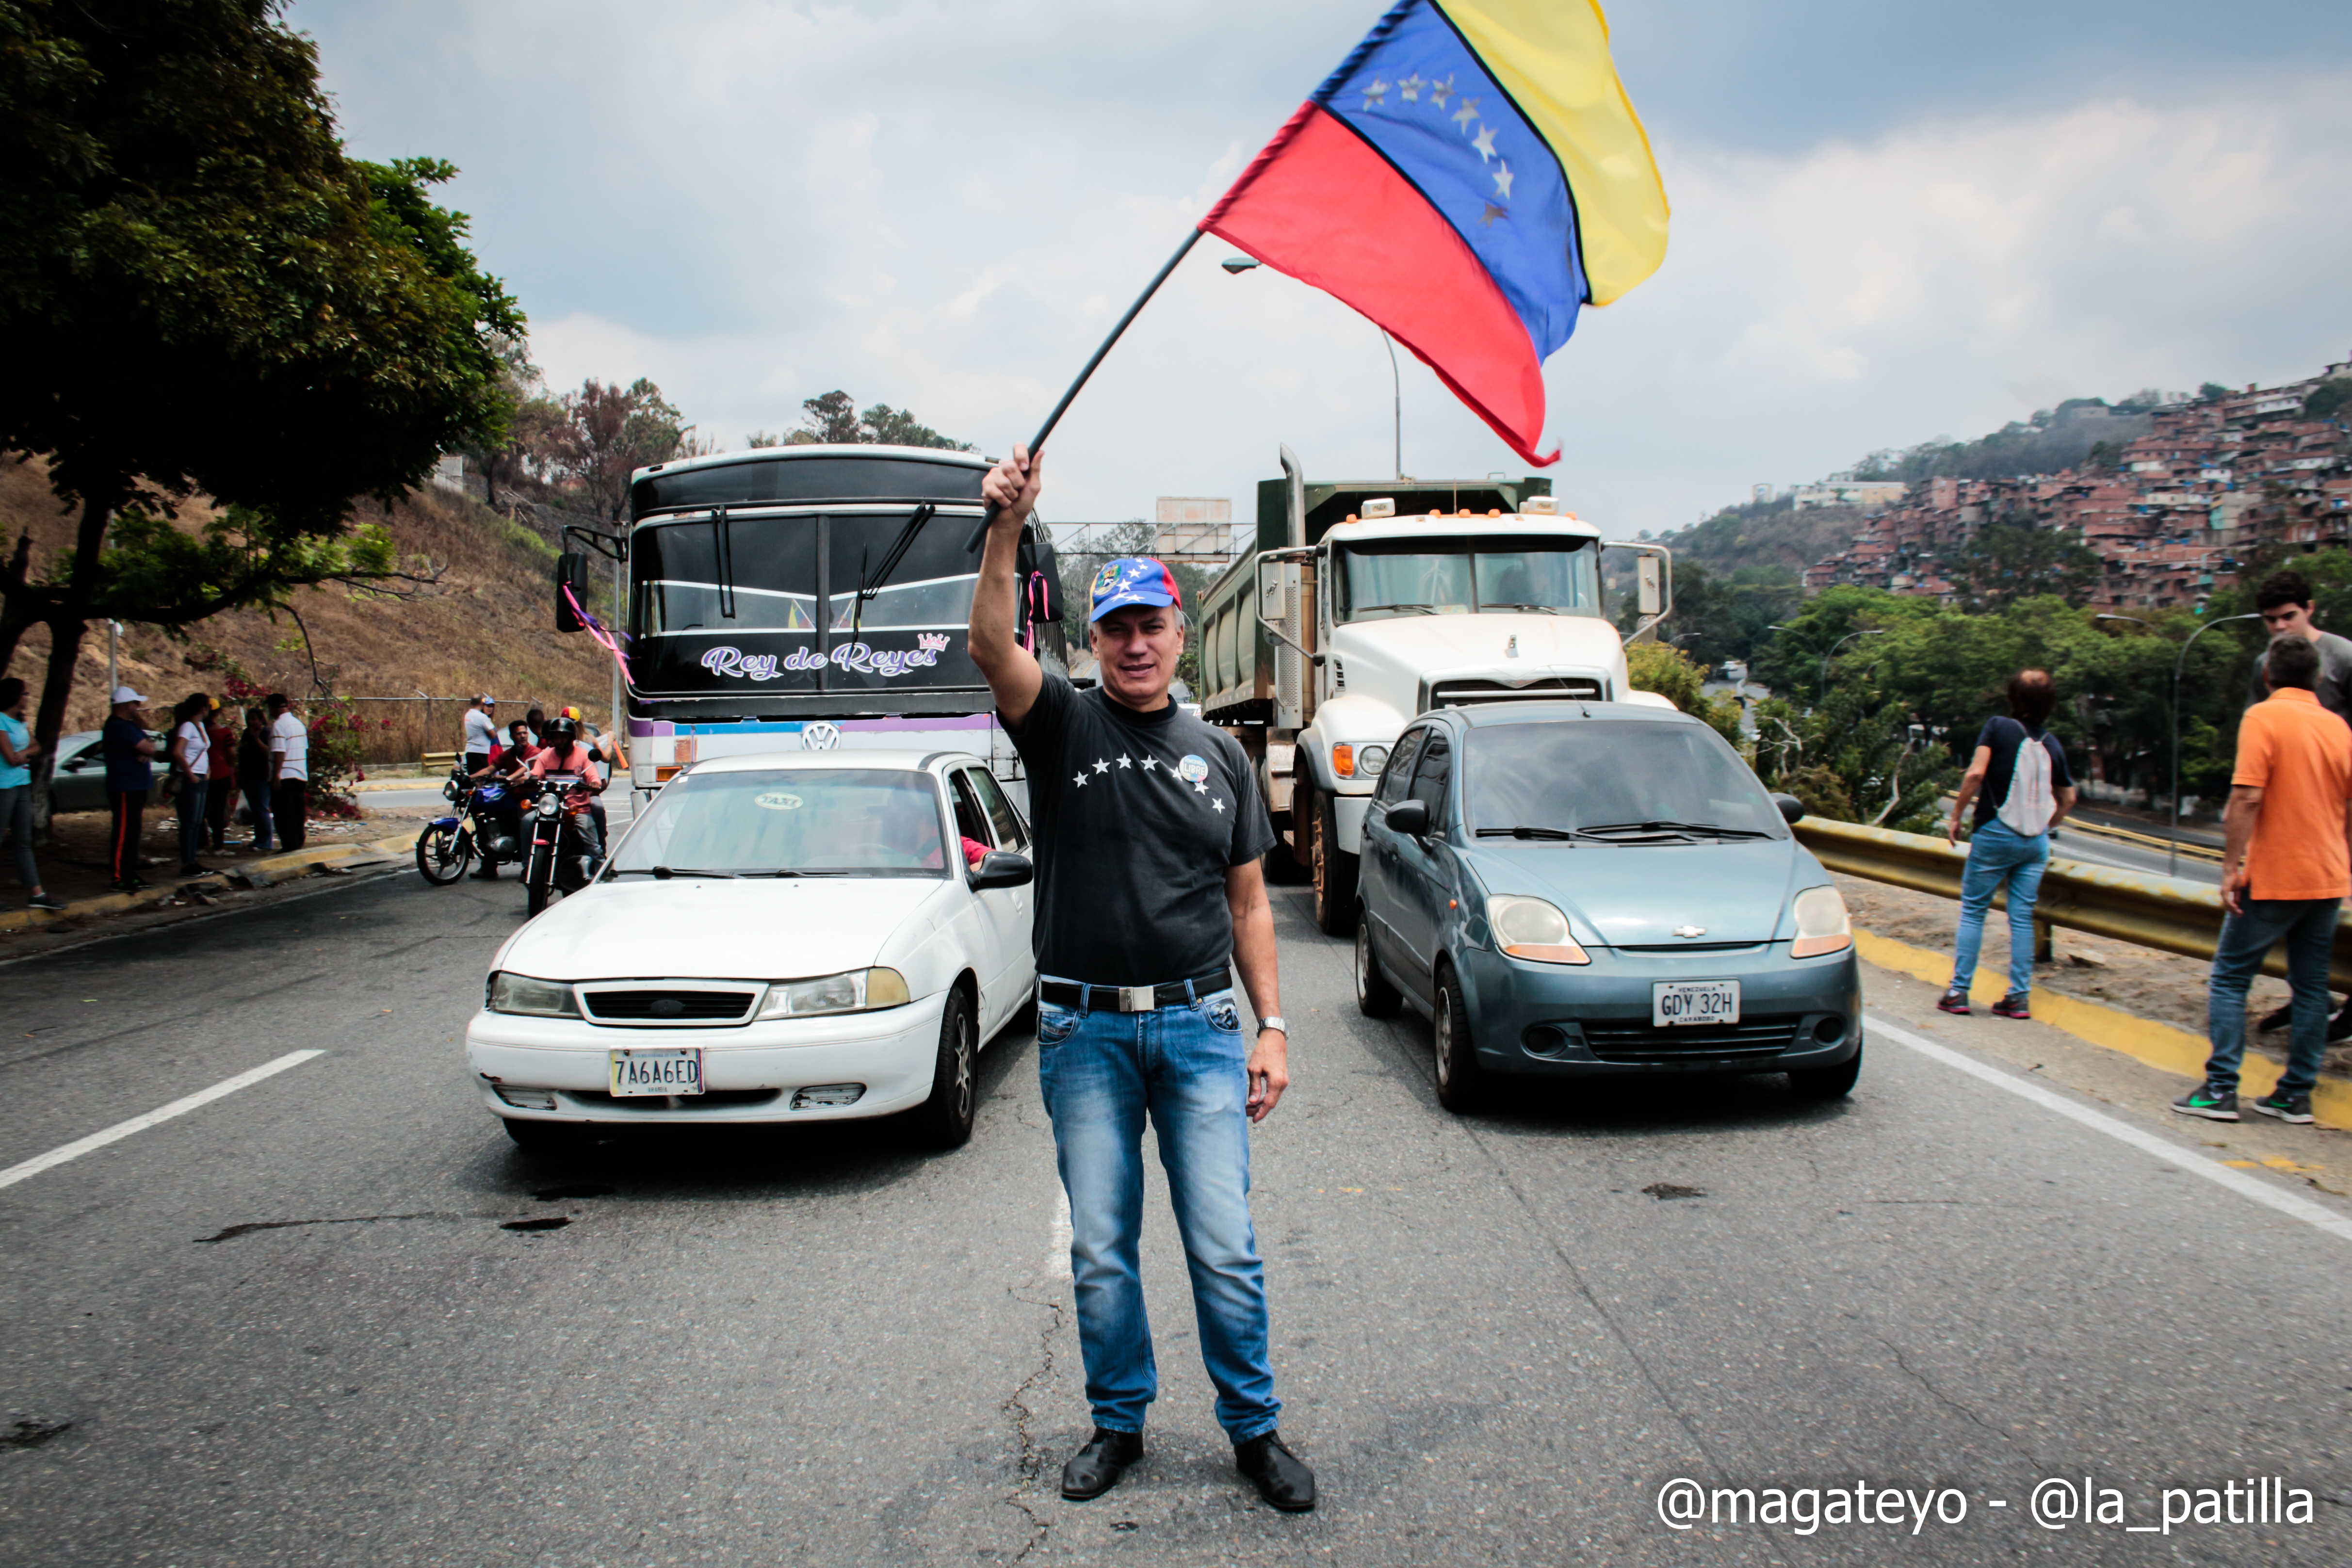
[1475,825,1581,841]
[1480,602,1561,614]
[852,502,937,643]
[762,868,855,877]
[1359,602,1438,616]
[1577,820,1775,841]
[610,865,740,879]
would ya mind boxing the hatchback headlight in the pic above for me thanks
[1790,885,1852,957]
[1486,895,1590,964]
[487,972,581,1017]
[754,968,912,1019]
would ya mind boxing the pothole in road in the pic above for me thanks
[1641,1182,1705,1200]
[501,1216,572,1233]
[529,1184,614,1202]
[1,1418,73,1451]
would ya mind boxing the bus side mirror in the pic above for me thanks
[555,552,590,632]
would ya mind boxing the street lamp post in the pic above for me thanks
[1815,629,1884,703]
[2167,613,2261,878]
[1224,255,1401,482]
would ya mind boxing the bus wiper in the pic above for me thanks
[1360,602,1438,615]
[714,506,736,620]
[1475,825,1580,841]
[1481,602,1561,614]
[852,502,937,643]
[1579,820,1775,840]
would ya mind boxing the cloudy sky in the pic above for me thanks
[290,0,2352,535]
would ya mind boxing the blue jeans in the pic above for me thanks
[1951,817,2050,997]
[2204,898,2340,1095]
[175,777,208,868]
[1037,978,1280,1442]
[243,784,274,853]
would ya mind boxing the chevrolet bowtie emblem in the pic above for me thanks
[1673,925,1706,938]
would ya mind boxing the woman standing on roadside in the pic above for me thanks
[1939,669,2079,1020]
[238,704,275,855]
[0,678,65,911]
[204,701,237,853]
[167,692,215,877]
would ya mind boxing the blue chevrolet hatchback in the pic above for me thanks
[1354,701,1864,1110]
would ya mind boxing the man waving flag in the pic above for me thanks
[1202,0,1669,466]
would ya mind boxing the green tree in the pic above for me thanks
[1947,521,2101,613]
[788,390,975,451]
[0,0,521,821]
[1623,640,1744,746]
[2303,381,2352,422]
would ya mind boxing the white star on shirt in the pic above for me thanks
[1093,759,1110,774]
[1213,798,1226,812]
[1073,772,1087,788]
[1141,757,1158,771]
[1472,125,1496,162]
[1453,98,1480,130]
[1194,782,1209,795]
[1117,755,1133,768]
[1492,160,1514,201]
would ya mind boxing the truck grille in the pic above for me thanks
[582,988,759,1023]
[1430,677,1604,707]
[1580,1014,1803,1062]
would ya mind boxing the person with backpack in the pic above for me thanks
[2174,635,2352,1126]
[1938,668,2077,1019]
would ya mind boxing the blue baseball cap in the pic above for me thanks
[1089,556,1183,622]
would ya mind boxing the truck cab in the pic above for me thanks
[1196,454,1670,935]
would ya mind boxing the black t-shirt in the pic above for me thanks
[1972,715,2072,829]
[1007,674,1275,986]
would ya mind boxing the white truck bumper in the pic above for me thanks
[1334,792,1372,857]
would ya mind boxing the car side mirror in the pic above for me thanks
[970,851,1034,890]
[1772,793,1805,824]
[1384,799,1430,838]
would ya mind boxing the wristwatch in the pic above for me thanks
[1259,1016,1288,1036]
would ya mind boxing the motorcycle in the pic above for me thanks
[520,772,603,917]
[415,765,527,886]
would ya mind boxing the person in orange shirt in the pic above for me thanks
[2175,636,2352,1126]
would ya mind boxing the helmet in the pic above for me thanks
[559,705,584,722]
[546,715,579,744]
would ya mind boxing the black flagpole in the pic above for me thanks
[967,227,1205,552]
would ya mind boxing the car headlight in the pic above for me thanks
[1356,744,1390,780]
[1790,885,1852,957]
[754,968,912,1019]
[486,972,581,1017]
[1486,895,1590,964]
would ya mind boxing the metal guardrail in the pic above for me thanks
[2060,817,2225,864]
[1792,816,2352,991]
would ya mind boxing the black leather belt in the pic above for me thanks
[1039,971,1232,1013]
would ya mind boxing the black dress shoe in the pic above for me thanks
[1234,1431,1316,1511]
[1060,1427,1144,1500]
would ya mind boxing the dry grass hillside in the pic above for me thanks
[1,455,617,761]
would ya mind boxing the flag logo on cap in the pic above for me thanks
[1089,557,1183,622]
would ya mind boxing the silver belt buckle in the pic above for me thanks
[1121,984,1155,1013]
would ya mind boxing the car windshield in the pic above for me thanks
[1465,721,1787,840]
[611,768,950,877]
[1337,534,1601,622]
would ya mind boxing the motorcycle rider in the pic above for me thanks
[464,719,538,880]
[529,714,607,880]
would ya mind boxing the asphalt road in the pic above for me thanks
[2048,825,2223,886]
[3,868,2348,1565]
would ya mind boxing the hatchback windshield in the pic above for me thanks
[611,768,950,877]
[1337,534,1601,622]
[1466,721,1786,839]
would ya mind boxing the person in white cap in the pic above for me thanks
[102,686,158,891]
[462,694,499,776]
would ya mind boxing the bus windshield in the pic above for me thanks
[1336,534,1601,623]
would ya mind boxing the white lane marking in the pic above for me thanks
[0,1050,325,1193]
[1048,1184,1073,1281]
[1867,1015,2352,1244]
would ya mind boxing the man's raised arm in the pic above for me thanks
[970,445,1047,728]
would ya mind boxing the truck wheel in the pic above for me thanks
[1312,796,1358,937]
[1355,918,1403,1018]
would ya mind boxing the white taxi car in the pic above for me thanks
[466,749,1038,1151]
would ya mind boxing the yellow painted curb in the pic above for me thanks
[0,830,421,936]
[1853,928,2352,1131]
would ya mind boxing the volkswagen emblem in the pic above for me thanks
[802,722,842,751]
[1672,925,1707,939]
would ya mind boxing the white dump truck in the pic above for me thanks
[1194,448,1671,935]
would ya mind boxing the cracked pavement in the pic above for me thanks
[1,869,2349,1563]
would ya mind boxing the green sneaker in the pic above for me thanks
[2170,1082,2239,1121]
[2250,1088,2315,1125]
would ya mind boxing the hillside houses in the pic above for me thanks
[1799,360,2352,611]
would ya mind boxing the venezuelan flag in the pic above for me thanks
[1203,0,1668,467]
